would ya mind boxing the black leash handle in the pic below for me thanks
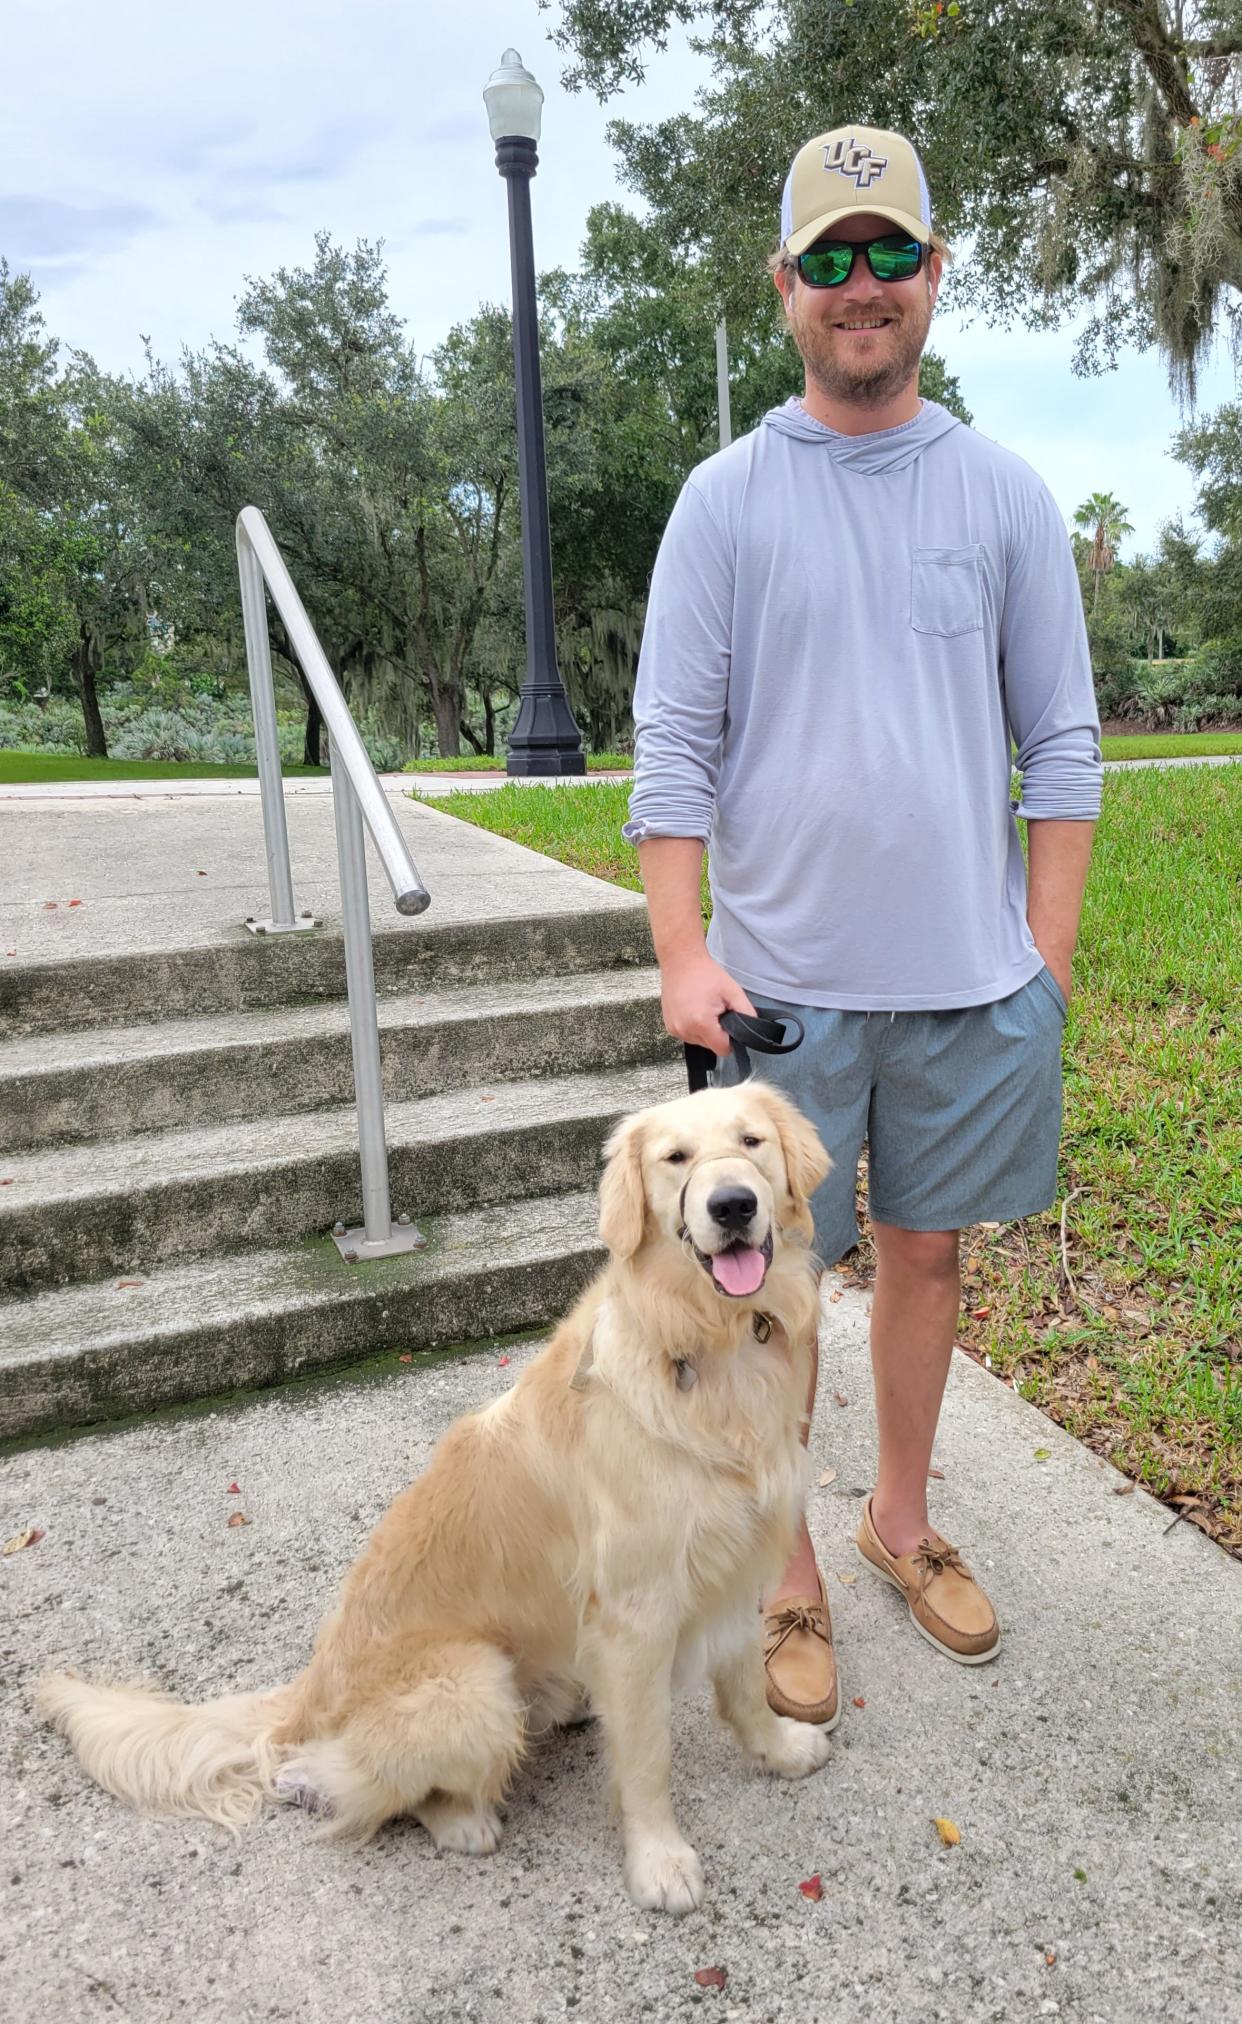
[683,1007,805,1094]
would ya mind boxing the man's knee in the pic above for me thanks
[872,1221,960,1279]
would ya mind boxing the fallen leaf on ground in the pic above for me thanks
[928,1467,945,1479]
[1112,1482,1136,1497]
[932,1817,961,1847]
[43,901,58,910]
[818,1467,837,1487]
[68,898,83,907]
[115,1280,144,1290]
[852,1696,866,1709]
[226,1512,250,1529]
[0,1179,11,1186]
[481,1093,496,1103]
[1045,1951,1057,1966]
[3,1527,45,1555]
[227,1482,240,1495]
[1034,1448,1051,1462]
[827,1289,842,1304]
[498,1354,510,1367]
[970,1305,992,1319]
[832,1391,848,1408]
[693,1968,728,1990]
[836,1573,857,1587]
[398,1353,412,1364]
[798,1875,823,1900]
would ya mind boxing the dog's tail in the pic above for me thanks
[37,1670,295,1831]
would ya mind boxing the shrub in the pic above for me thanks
[1182,636,1242,702]
[0,700,88,752]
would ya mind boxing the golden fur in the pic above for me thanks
[39,1082,832,1914]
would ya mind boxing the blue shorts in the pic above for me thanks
[712,967,1068,1266]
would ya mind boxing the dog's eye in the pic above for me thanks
[741,1135,764,1149]
[665,1149,689,1164]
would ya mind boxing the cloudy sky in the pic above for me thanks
[5,0,1237,555]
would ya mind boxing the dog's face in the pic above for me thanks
[598,1084,831,1299]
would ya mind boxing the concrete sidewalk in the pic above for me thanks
[3,1287,1240,2024]
[0,783,644,972]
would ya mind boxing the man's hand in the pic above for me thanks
[1042,953,1073,1007]
[661,953,757,1058]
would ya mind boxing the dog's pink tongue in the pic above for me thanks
[711,1246,766,1296]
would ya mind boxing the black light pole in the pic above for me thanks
[484,49,585,777]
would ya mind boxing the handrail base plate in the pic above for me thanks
[244,915,321,935]
[332,1222,428,1263]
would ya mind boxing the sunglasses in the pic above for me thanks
[796,233,925,288]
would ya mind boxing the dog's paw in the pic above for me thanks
[272,1764,334,1817]
[416,1797,502,1856]
[625,1836,705,1916]
[754,1714,833,1780]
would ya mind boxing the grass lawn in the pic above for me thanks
[424,767,1242,1558]
[0,751,328,784]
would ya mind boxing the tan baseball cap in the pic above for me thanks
[780,126,933,254]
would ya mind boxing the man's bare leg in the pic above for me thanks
[866,1223,960,1556]
[765,1224,960,1604]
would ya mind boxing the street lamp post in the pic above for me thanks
[484,49,585,777]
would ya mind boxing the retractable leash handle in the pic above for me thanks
[683,1007,805,1094]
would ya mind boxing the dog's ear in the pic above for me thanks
[761,1086,831,1221]
[598,1114,648,1259]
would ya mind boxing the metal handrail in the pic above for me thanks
[235,505,431,1261]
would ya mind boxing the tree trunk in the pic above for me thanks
[72,630,108,758]
[1092,570,1101,613]
[431,690,461,758]
[484,691,495,755]
[302,687,324,767]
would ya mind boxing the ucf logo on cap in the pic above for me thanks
[780,123,933,255]
[823,135,888,190]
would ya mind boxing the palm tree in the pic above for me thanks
[1073,492,1135,613]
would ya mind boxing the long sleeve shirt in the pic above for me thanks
[622,398,1102,1010]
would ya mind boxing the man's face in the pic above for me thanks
[775,211,941,409]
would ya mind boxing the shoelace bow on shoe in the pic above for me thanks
[911,1538,969,1596]
[763,1600,831,1659]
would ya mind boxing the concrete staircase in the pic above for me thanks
[0,892,683,1443]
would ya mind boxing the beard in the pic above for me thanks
[791,285,934,409]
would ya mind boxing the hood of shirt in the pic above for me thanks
[762,396,962,474]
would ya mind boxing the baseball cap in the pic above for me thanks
[780,126,933,254]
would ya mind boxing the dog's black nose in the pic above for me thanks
[707,1185,758,1231]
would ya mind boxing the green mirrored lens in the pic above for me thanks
[868,237,922,281]
[799,247,854,286]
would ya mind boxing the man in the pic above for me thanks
[622,125,1102,1725]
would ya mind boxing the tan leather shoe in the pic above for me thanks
[762,1573,841,1728]
[856,1495,1000,1665]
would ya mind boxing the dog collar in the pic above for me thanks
[568,1310,773,1395]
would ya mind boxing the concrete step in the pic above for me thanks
[0,1060,684,1294]
[0,901,655,1039]
[0,1189,606,1441]
[0,968,674,1155]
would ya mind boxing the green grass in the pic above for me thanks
[4,730,1239,786]
[0,751,328,783]
[1099,731,1242,761]
[425,767,1242,1555]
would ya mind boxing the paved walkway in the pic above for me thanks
[2,781,1240,2022]
[4,1294,1240,2023]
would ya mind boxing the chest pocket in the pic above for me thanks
[911,545,984,637]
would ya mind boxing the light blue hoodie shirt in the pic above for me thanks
[622,398,1103,1010]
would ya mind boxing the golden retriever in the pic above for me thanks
[39,1081,832,1915]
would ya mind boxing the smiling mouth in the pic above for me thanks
[833,316,893,332]
[688,1229,774,1298]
